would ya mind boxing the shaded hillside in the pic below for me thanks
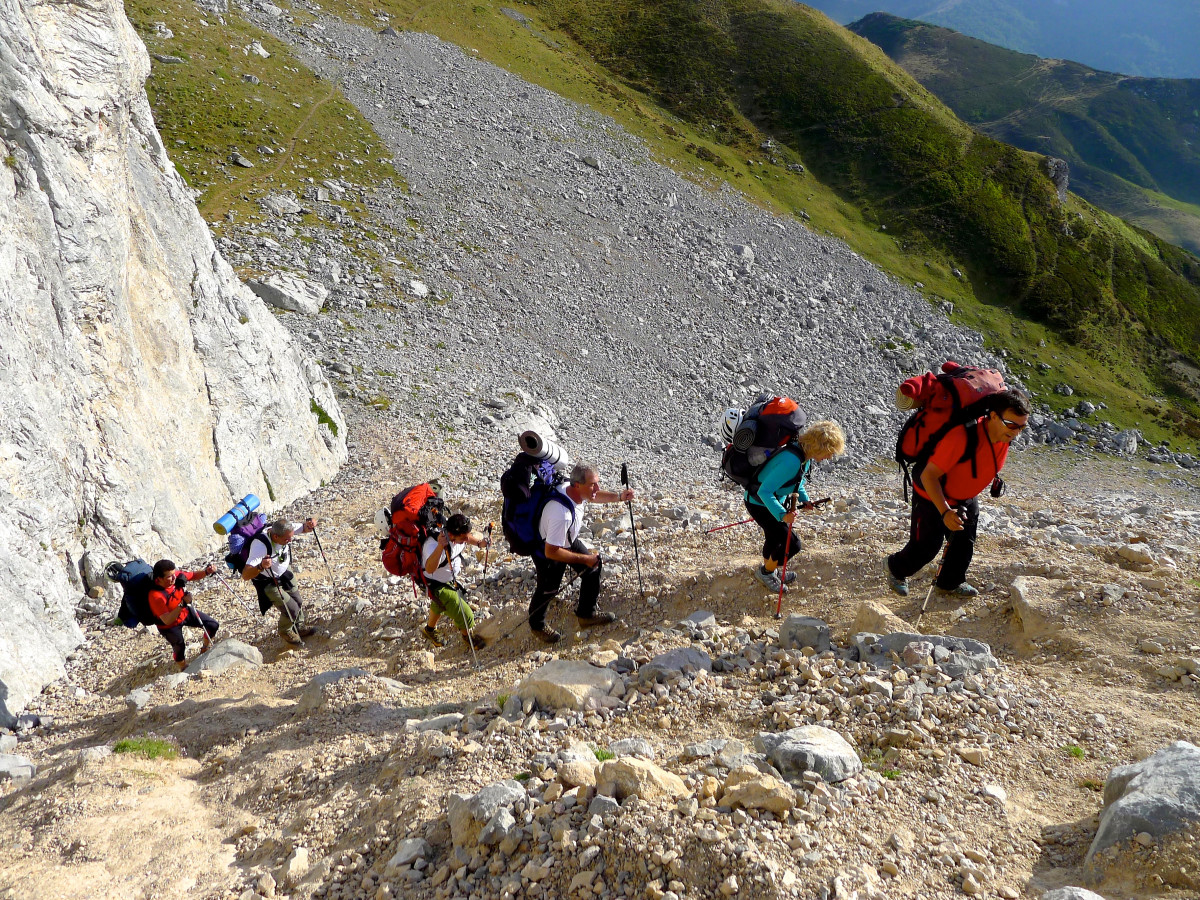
[527,0,1200,364]
[849,12,1200,257]
[800,0,1200,79]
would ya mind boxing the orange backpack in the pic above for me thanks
[380,484,446,588]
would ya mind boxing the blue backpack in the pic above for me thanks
[500,454,573,558]
[105,559,158,628]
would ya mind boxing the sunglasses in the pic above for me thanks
[999,416,1027,431]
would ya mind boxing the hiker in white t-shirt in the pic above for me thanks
[529,462,633,644]
[242,517,318,644]
[419,513,489,650]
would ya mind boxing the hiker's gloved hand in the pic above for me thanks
[943,508,965,532]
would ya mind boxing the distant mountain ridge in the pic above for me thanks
[801,0,1200,79]
[848,12,1200,256]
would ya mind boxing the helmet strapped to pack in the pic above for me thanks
[380,483,446,591]
[894,361,1006,499]
[500,452,572,557]
[719,395,807,489]
[718,408,744,446]
[106,559,159,628]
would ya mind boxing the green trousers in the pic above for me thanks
[428,582,475,632]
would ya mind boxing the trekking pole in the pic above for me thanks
[774,493,800,620]
[265,562,304,646]
[914,507,962,627]
[621,464,645,603]
[311,526,338,601]
[212,571,258,621]
[458,582,481,671]
[482,523,493,579]
[705,518,754,535]
[494,559,599,642]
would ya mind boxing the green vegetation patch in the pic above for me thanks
[124,0,398,224]
[114,737,180,759]
[310,398,339,437]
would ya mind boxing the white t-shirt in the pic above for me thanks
[421,536,463,585]
[245,523,302,578]
[538,489,582,550]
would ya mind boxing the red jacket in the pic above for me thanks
[915,421,1008,504]
[148,571,199,629]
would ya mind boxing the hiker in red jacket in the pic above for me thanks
[886,389,1030,599]
[148,559,219,670]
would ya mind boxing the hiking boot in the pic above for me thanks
[576,611,617,628]
[462,631,486,650]
[754,565,783,592]
[298,624,317,639]
[201,635,213,653]
[781,570,797,585]
[531,626,562,644]
[936,582,979,599]
[281,628,303,645]
[175,660,188,672]
[421,625,445,648]
[884,560,908,597]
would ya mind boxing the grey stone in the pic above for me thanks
[852,632,997,678]
[249,273,329,315]
[478,807,516,845]
[260,192,302,215]
[588,794,621,817]
[231,152,256,167]
[609,737,655,760]
[407,713,464,732]
[125,688,151,710]
[0,735,16,753]
[185,640,262,675]
[162,673,189,688]
[637,647,712,684]
[388,838,431,868]
[518,660,623,710]
[779,615,831,653]
[754,726,862,784]
[0,753,36,781]
[1085,741,1200,864]
[683,610,716,630]
[1042,890,1108,900]
[447,780,525,846]
[297,668,372,713]
[77,746,112,767]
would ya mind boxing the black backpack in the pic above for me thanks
[106,559,158,628]
[720,395,807,489]
[500,453,571,557]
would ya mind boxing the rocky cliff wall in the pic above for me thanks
[0,0,347,725]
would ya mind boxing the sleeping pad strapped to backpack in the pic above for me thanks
[106,559,158,628]
[380,483,446,587]
[499,453,572,557]
[720,395,807,490]
[224,512,268,573]
[894,361,1006,499]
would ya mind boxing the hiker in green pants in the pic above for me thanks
[421,513,489,650]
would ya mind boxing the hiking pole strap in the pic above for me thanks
[622,463,645,601]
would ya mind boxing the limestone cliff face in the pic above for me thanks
[0,0,347,724]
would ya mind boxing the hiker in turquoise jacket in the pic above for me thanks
[746,420,846,592]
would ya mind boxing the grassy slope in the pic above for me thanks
[127,0,1200,448]
[124,0,397,225]
[849,13,1200,256]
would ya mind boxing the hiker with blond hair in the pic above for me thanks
[746,420,846,591]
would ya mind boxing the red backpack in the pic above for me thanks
[380,484,446,590]
[894,362,1006,498]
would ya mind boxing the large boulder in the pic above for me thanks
[595,758,687,802]
[754,726,862,784]
[852,632,997,679]
[0,0,345,726]
[720,767,797,814]
[248,273,329,315]
[779,615,830,653]
[1043,890,1108,900]
[517,659,623,710]
[1085,741,1200,864]
[850,601,908,636]
[446,781,525,847]
[296,668,372,713]
[1009,576,1062,639]
[637,647,711,684]
[185,640,262,675]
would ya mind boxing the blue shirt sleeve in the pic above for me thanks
[754,449,804,521]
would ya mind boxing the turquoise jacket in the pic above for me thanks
[745,444,811,521]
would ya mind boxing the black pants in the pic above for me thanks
[159,608,219,662]
[529,538,601,630]
[888,494,979,589]
[745,499,801,566]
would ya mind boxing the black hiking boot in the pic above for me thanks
[531,626,562,644]
[576,611,617,628]
[462,631,486,650]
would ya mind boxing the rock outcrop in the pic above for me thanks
[0,0,346,725]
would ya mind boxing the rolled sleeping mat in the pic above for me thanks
[519,431,570,469]
[213,493,262,536]
[731,419,758,451]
